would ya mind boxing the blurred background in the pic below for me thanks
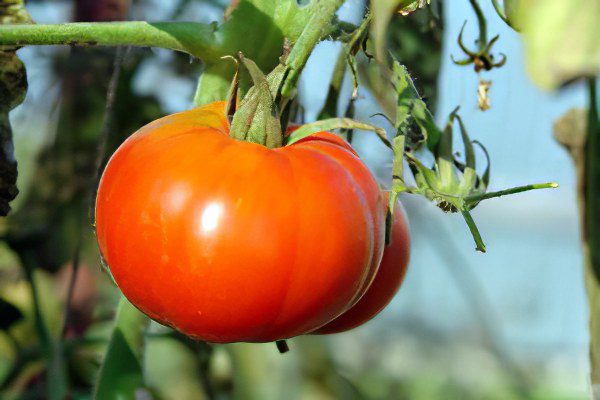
[0,0,590,399]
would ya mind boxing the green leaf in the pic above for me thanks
[392,61,442,149]
[219,0,321,67]
[286,118,391,148]
[196,0,340,105]
[94,297,149,400]
[516,0,600,89]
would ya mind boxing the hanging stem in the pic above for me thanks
[469,0,488,49]
[460,209,486,252]
[0,21,218,59]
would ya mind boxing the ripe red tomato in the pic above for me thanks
[313,200,410,334]
[95,101,385,343]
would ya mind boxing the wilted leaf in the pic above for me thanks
[553,108,588,158]
[516,0,600,89]
[0,0,32,216]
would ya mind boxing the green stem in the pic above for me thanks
[281,0,345,96]
[587,78,600,280]
[469,0,488,50]
[0,21,218,59]
[585,78,600,388]
[465,182,558,204]
[461,209,486,252]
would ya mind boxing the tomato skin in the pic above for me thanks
[95,102,385,343]
[313,200,410,334]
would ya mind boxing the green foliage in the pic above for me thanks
[94,297,149,400]
[196,0,342,105]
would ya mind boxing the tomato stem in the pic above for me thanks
[460,209,486,253]
[275,340,290,354]
[0,22,219,59]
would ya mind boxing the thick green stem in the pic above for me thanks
[281,0,344,96]
[461,209,486,252]
[0,21,218,59]
[585,78,600,392]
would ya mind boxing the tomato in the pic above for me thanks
[95,101,385,343]
[313,200,410,334]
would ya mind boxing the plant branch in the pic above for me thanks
[281,0,345,96]
[460,209,486,252]
[465,182,558,204]
[0,21,218,59]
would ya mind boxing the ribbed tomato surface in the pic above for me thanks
[314,200,410,334]
[95,101,385,343]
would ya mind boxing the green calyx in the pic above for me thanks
[229,54,288,148]
[380,57,557,252]
[395,106,557,252]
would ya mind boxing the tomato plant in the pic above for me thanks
[95,101,386,343]
[1,0,593,398]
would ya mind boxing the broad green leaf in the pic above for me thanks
[516,0,600,89]
[219,0,323,65]
[195,0,337,105]
[94,297,149,400]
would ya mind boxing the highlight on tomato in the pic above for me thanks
[314,200,410,334]
[94,101,386,344]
